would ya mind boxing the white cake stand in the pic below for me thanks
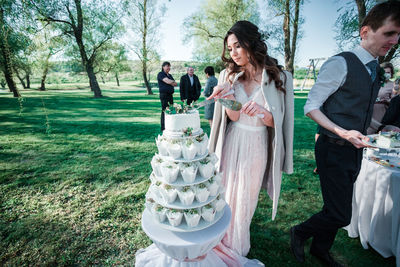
[135,205,231,267]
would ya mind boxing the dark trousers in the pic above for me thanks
[160,93,173,131]
[296,134,363,254]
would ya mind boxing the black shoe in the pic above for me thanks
[310,250,344,267]
[290,226,305,262]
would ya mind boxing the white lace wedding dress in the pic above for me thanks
[214,81,268,266]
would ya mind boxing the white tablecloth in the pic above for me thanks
[136,206,231,266]
[345,157,400,266]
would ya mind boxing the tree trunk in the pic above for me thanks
[26,73,30,88]
[73,0,102,97]
[0,26,19,97]
[14,67,27,89]
[355,0,366,32]
[287,0,300,74]
[40,52,51,91]
[0,43,19,96]
[115,72,120,86]
[76,37,102,97]
[0,7,19,97]
[142,0,153,95]
[143,68,153,95]
[283,0,291,72]
[86,62,102,97]
[39,71,47,91]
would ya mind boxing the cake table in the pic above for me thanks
[135,205,231,266]
[345,148,400,266]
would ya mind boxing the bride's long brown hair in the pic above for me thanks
[222,20,285,93]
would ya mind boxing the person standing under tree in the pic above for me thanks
[203,66,218,127]
[179,67,201,105]
[157,61,177,131]
[290,2,400,266]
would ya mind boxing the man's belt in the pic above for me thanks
[321,134,354,147]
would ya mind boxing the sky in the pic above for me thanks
[157,0,341,68]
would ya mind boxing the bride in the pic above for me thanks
[208,20,294,265]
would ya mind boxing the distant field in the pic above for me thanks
[0,84,395,266]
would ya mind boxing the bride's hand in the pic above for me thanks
[241,101,265,117]
[206,82,231,100]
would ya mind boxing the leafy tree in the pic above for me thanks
[93,43,131,86]
[0,0,20,97]
[12,34,34,89]
[32,24,65,91]
[264,0,305,74]
[183,0,260,66]
[29,0,125,97]
[126,0,164,95]
[334,0,399,63]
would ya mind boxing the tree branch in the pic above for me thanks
[29,0,73,27]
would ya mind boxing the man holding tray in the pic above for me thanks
[290,2,400,266]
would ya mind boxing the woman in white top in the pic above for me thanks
[208,20,294,264]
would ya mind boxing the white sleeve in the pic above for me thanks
[303,56,347,115]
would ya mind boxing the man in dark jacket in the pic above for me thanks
[179,67,201,105]
[157,61,177,131]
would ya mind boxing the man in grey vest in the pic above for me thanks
[290,2,400,266]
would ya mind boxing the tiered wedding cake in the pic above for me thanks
[144,106,226,231]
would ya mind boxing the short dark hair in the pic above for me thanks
[361,1,400,31]
[381,62,394,77]
[161,61,170,71]
[204,66,215,76]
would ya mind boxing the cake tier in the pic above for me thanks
[143,206,225,232]
[156,132,209,160]
[156,150,209,163]
[148,171,222,205]
[151,156,218,185]
[164,110,201,135]
[150,171,213,186]
[145,192,227,232]
[147,187,220,209]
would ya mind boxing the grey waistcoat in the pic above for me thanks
[320,52,381,139]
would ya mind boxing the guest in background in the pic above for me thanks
[203,66,218,127]
[367,62,395,134]
[374,94,400,133]
[179,67,201,105]
[157,61,177,131]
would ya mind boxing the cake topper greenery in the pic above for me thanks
[183,127,193,136]
[165,100,197,114]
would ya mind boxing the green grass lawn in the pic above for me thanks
[0,83,395,266]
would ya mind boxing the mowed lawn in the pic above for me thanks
[0,83,395,266]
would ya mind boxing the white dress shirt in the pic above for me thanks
[189,75,194,86]
[304,46,378,115]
